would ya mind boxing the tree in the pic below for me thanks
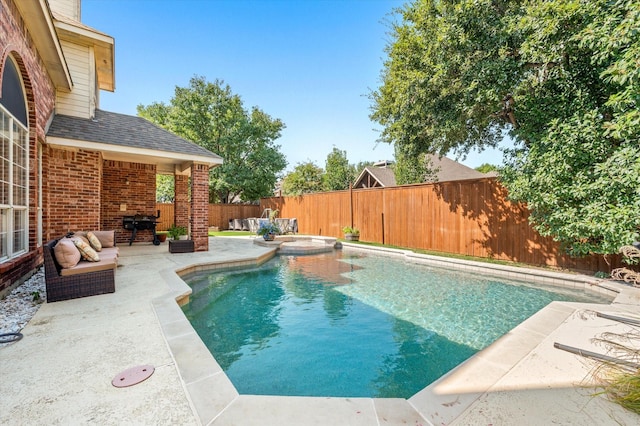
[475,163,498,174]
[323,147,356,191]
[393,145,439,185]
[138,76,287,203]
[353,160,375,177]
[370,0,640,256]
[156,175,174,203]
[281,162,325,196]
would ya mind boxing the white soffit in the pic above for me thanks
[46,136,223,171]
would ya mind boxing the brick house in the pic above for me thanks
[0,0,222,295]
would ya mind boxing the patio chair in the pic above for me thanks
[288,218,298,233]
[247,218,260,233]
[275,218,290,234]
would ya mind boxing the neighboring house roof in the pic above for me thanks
[430,155,486,182]
[353,166,397,188]
[47,109,223,172]
[353,155,488,188]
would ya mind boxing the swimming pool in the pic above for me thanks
[181,250,611,399]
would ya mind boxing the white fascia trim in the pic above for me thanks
[47,136,223,167]
[54,20,114,46]
[16,0,72,91]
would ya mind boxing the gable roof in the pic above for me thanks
[354,166,397,188]
[430,155,486,181]
[353,155,487,188]
[46,109,222,173]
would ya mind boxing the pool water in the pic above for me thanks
[182,251,611,398]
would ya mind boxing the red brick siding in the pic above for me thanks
[175,174,190,230]
[44,147,102,239]
[102,160,157,244]
[191,163,209,251]
[0,0,56,142]
[0,250,40,298]
[0,0,57,293]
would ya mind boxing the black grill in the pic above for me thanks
[123,210,160,246]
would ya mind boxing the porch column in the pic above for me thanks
[191,163,210,252]
[174,173,190,231]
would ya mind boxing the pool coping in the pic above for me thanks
[152,239,640,425]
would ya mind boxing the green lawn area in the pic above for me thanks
[209,230,254,237]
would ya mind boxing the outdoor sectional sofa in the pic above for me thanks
[43,231,118,302]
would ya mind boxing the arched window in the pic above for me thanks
[0,56,29,261]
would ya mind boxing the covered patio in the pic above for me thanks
[46,109,222,250]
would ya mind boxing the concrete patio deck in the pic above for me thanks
[1,237,640,425]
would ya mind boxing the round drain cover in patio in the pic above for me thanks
[112,365,155,388]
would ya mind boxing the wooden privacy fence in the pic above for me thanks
[260,178,617,273]
[155,203,262,231]
[208,204,262,229]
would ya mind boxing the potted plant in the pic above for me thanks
[342,226,360,241]
[257,222,281,241]
[167,225,194,253]
[155,231,168,243]
[167,225,187,241]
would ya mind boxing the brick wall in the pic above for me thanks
[191,163,209,251]
[43,147,102,239]
[1,0,56,142]
[102,160,157,244]
[0,0,57,293]
[0,250,40,299]
[175,174,190,230]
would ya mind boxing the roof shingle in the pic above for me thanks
[47,109,221,160]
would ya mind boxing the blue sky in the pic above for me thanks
[83,0,505,171]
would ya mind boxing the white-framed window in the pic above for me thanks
[0,57,29,262]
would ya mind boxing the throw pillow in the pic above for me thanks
[72,234,91,246]
[73,238,100,262]
[54,238,81,269]
[92,230,115,248]
[86,231,102,252]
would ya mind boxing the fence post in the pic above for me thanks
[349,183,354,228]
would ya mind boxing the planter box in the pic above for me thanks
[344,234,360,241]
[169,239,194,253]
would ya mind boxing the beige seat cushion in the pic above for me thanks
[92,230,116,248]
[100,246,119,259]
[60,258,117,276]
[53,238,81,269]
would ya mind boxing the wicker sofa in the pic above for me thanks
[43,231,118,302]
